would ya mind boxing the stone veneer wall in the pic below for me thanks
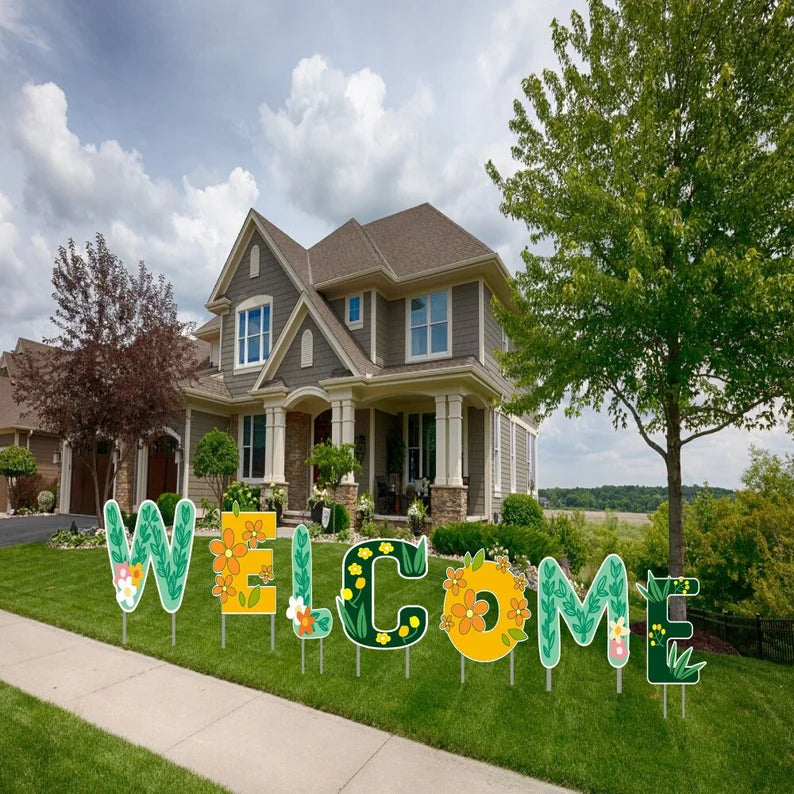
[285,411,311,511]
[431,485,467,527]
[334,482,359,517]
[115,452,136,514]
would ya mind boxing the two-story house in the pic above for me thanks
[56,203,538,524]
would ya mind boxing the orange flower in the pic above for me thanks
[442,566,467,597]
[243,519,266,548]
[260,564,274,582]
[439,614,455,632]
[296,606,315,636]
[212,574,236,604]
[129,562,145,588]
[513,572,528,591]
[209,527,248,575]
[450,589,488,635]
[507,597,530,626]
[495,555,510,573]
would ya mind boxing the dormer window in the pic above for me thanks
[236,295,272,368]
[407,289,450,361]
[346,294,363,329]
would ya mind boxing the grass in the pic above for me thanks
[0,680,227,793]
[1,539,792,793]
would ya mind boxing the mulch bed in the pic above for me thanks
[630,620,741,656]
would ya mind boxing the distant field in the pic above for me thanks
[543,508,652,526]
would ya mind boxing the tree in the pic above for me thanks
[14,235,198,525]
[305,440,362,532]
[486,0,794,617]
[193,428,239,509]
[0,445,37,511]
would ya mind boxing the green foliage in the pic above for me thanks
[305,440,361,491]
[223,481,258,512]
[324,504,349,534]
[501,493,544,529]
[155,492,180,527]
[545,514,587,575]
[634,502,672,580]
[48,528,106,548]
[359,519,379,538]
[540,485,733,512]
[430,521,560,566]
[37,490,55,513]
[0,445,37,478]
[487,0,794,585]
[193,428,238,508]
[741,447,794,501]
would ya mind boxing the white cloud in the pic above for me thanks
[0,192,23,273]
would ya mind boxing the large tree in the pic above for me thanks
[15,235,198,524]
[487,0,794,614]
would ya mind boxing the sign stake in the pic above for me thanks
[405,646,410,679]
[509,649,515,686]
[122,611,127,645]
[356,645,360,677]
[663,684,667,719]
[301,638,305,674]
[270,614,275,651]
[320,638,324,674]
[681,685,686,719]
[617,667,622,694]
[546,668,551,691]
[460,654,465,684]
[171,613,176,646]
[221,613,226,650]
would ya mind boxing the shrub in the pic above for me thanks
[37,490,55,513]
[545,514,587,575]
[156,492,180,526]
[49,528,106,548]
[15,474,47,511]
[501,494,544,530]
[307,522,323,539]
[633,503,670,580]
[360,519,379,538]
[325,503,350,534]
[223,481,259,512]
[355,492,375,525]
[305,441,361,493]
[193,428,238,508]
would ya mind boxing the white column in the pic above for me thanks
[135,442,147,509]
[434,395,448,486]
[272,407,286,482]
[263,408,275,481]
[341,399,356,484]
[181,408,192,498]
[59,442,72,514]
[484,410,493,521]
[368,409,375,497]
[447,394,463,487]
[331,400,342,446]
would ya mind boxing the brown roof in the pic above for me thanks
[187,370,231,400]
[309,218,393,285]
[194,316,220,337]
[0,371,41,430]
[254,211,311,284]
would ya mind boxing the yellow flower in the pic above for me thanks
[355,577,366,589]
[358,547,373,559]
[379,541,394,554]
[348,563,362,576]
[648,631,654,638]
[661,628,666,635]
[398,625,409,638]
[409,616,420,629]
[376,632,391,645]
[342,588,353,600]
[650,640,656,646]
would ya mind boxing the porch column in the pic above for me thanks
[341,399,356,484]
[181,407,192,498]
[59,442,72,514]
[272,406,286,482]
[331,400,342,445]
[434,395,448,486]
[263,408,275,481]
[447,394,463,487]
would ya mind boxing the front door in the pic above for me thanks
[312,410,332,483]
[146,435,178,500]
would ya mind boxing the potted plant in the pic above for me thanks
[407,498,427,537]
[308,484,331,524]
[264,482,286,526]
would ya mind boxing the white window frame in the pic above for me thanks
[235,295,273,371]
[493,411,501,493]
[346,294,363,330]
[405,289,451,362]
[528,431,536,493]
[239,413,266,482]
[510,420,516,493]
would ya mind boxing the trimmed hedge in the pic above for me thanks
[430,521,560,566]
[501,493,544,530]
[156,492,180,527]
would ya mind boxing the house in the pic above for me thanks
[0,340,61,512]
[9,203,538,523]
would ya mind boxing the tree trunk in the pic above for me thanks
[666,425,686,621]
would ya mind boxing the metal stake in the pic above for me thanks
[509,650,515,685]
[356,645,361,677]
[320,638,324,674]
[122,611,127,645]
[301,638,305,674]
[617,667,622,694]
[171,613,176,646]
[681,685,686,719]
[663,684,667,719]
[546,667,551,691]
[270,614,275,651]
[405,646,410,679]
[221,613,226,649]
[460,654,465,684]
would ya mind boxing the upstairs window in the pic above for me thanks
[346,294,363,329]
[236,298,272,368]
[408,290,449,360]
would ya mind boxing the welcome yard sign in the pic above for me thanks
[105,501,706,717]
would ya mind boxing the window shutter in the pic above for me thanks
[301,329,313,368]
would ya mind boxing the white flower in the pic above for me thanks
[115,577,137,608]
[285,595,305,624]
[609,615,627,642]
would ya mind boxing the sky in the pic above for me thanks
[0,0,789,489]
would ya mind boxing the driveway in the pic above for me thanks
[0,514,97,549]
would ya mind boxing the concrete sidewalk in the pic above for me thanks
[0,610,574,793]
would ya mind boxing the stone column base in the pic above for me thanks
[333,482,359,517]
[431,485,467,528]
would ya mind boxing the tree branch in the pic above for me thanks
[681,397,770,445]
[606,379,667,459]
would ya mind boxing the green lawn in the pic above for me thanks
[0,539,792,794]
[0,680,227,793]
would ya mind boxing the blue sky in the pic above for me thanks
[0,0,789,488]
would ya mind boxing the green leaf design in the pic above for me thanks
[508,627,528,642]
[248,587,261,608]
[463,551,472,567]
[233,500,240,518]
[472,548,485,571]
[636,583,650,601]
[356,602,367,639]
[238,590,246,607]
[501,632,510,647]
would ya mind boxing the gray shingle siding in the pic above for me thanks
[273,316,344,388]
[375,293,388,366]
[452,283,479,358]
[187,410,231,503]
[467,407,485,516]
[517,425,528,494]
[483,284,503,374]
[220,231,300,398]
[383,298,406,367]
[329,293,370,358]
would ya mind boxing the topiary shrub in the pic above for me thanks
[501,493,544,530]
[37,490,55,513]
[156,492,180,527]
